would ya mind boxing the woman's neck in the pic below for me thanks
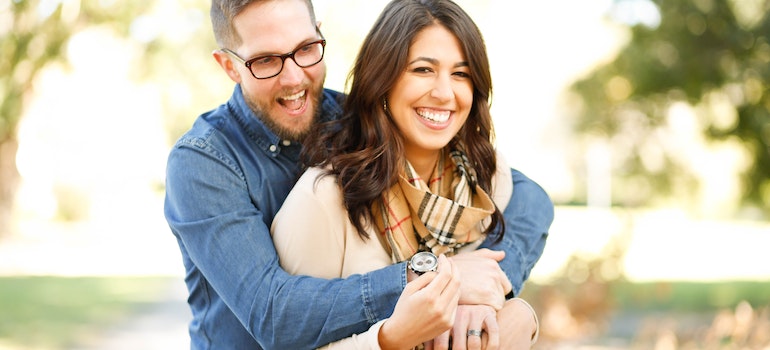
[406,149,442,182]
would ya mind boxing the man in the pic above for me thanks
[163,0,554,348]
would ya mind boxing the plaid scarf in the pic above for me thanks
[373,146,496,263]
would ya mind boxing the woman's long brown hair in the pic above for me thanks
[302,0,504,241]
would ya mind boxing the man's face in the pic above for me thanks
[230,0,326,141]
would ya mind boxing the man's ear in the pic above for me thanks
[213,50,242,84]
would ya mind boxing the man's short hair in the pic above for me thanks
[210,0,317,49]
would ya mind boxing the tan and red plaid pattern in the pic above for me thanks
[373,147,496,263]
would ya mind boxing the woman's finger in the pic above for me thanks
[481,312,499,350]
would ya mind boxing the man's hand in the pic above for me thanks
[450,249,513,309]
[495,298,538,349]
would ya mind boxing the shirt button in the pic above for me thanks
[282,140,291,146]
[269,145,278,152]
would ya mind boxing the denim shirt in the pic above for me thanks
[480,168,554,296]
[164,85,554,349]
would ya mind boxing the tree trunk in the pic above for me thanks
[0,136,20,237]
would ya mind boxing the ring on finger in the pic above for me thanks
[467,329,482,337]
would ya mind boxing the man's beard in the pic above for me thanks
[243,85,323,142]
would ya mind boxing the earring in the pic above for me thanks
[383,98,389,113]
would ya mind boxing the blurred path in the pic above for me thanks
[75,279,191,350]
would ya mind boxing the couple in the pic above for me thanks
[164,0,554,349]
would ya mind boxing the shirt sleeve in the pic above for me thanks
[479,166,554,296]
[164,142,404,348]
[317,320,387,350]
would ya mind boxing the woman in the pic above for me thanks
[272,0,538,348]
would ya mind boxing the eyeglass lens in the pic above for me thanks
[247,41,325,79]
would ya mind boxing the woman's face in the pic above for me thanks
[387,24,473,162]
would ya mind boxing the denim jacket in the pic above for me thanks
[164,85,553,349]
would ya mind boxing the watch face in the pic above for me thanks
[410,251,438,274]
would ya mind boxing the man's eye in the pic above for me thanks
[253,56,278,66]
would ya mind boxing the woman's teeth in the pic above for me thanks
[416,108,450,123]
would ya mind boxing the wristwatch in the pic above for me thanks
[408,251,438,275]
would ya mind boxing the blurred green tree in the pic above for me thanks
[1,1,146,234]
[569,0,770,216]
[0,0,220,234]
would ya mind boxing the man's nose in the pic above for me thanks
[278,57,304,86]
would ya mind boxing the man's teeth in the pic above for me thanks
[283,90,306,101]
[417,108,450,123]
[280,90,306,111]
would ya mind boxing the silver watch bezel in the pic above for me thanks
[409,251,438,275]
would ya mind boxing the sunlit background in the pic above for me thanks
[1,0,769,349]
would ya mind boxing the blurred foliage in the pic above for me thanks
[2,0,151,143]
[520,218,634,342]
[628,301,770,349]
[1,0,147,232]
[520,214,770,347]
[0,0,225,232]
[569,0,770,216]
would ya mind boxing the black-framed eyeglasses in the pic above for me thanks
[221,39,326,79]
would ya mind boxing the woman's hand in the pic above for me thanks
[452,304,499,350]
[378,255,461,350]
[425,304,499,350]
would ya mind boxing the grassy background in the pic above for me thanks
[610,280,770,311]
[0,276,176,349]
[520,279,770,346]
[1,277,769,348]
